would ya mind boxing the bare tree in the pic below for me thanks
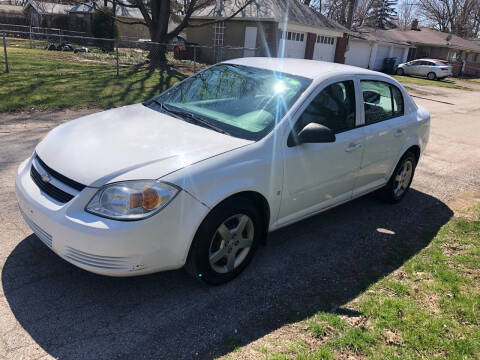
[353,0,374,26]
[419,0,480,38]
[397,0,416,29]
[100,0,253,66]
[303,0,374,28]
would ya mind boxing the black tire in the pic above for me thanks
[185,197,263,285]
[396,68,404,76]
[377,152,417,203]
[427,72,436,80]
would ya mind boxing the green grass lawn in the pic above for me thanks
[222,205,480,360]
[392,75,471,90]
[0,45,189,111]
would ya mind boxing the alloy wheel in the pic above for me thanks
[393,159,413,197]
[208,214,254,274]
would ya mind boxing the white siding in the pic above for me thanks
[345,40,371,68]
[373,45,390,70]
[391,47,404,60]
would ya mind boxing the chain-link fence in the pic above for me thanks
[0,23,86,36]
[0,29,255,76]
[0,28,256,110]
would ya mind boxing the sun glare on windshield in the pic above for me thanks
[273,80,286,94]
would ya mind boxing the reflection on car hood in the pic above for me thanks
[35,104,252,187]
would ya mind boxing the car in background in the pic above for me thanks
[396,59,452,80]
[15,58,430,284]
[169,35,200,61]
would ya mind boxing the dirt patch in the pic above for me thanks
[447,191,480,218]
[219,322,324,359]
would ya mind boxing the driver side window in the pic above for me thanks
[297,80,356,134]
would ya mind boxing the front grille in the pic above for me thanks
[36,155,86,191]
[20,209,53,248]
[31,165,74,203]
[64,247,132,270]
[30,154,87,204]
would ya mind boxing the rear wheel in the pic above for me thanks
[377,152,417,203]
[396,68,404,76]
[427,72,436,80]
[185,197,263,285]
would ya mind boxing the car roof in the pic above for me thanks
[415,58,445,63]
[223,57,382,80]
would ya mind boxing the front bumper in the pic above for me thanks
[15,157,209,276]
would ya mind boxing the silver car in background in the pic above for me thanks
[396,59,452,80]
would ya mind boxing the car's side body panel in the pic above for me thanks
[165,71,428,235]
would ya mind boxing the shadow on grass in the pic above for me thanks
[2,188,453,359]
[0,62,187,111]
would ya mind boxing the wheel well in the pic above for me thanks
[216,191,270,242]
[406,145,421,163]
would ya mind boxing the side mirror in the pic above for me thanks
[288,123,336,147]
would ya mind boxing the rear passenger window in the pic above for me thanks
[361,81,404,124]
[297,80,356,134]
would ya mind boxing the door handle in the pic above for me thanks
[345,143,362,152]
[394,129,406,137]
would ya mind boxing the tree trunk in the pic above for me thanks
[346,0,356,29]
[148,0,171,67]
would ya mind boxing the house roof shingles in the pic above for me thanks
[192,0,347,32]
[390,27,480,53]
[350,27,411,47]
[25,0,143,19]
[68,0,143,19]
[353,26,480,53]
[26,0,70,15]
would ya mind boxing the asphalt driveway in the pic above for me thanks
[0,83,479,360]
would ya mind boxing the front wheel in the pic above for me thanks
[396,68,404,76]
[377,152,417,203]
[185,197,263,285]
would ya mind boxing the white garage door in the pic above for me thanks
[345,40,371,68]
[280,30,306,59]
[391,47,404,63]
[373,45,390,70]
[312,34,336,62]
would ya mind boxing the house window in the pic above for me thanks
[316,35,335,45]
[283,31,305,41]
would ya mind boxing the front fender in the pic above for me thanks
[163,139,283,230]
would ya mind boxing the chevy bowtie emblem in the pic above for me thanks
[40,171,51,183]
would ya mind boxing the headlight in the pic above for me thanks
[85,180,180,220]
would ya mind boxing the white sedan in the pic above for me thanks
[15,58,430,284]
[396,58,452,80]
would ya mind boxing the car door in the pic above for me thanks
[418,61,433,77]
[406,60,421,75]
[277,78,365,225]
[353,78,407,196]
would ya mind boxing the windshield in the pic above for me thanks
[145,64,311,140]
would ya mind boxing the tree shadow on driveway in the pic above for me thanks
[2,189,453,360]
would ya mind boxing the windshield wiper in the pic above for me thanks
[154,100,231,136]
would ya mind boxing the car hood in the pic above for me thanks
[36,104,252,187]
